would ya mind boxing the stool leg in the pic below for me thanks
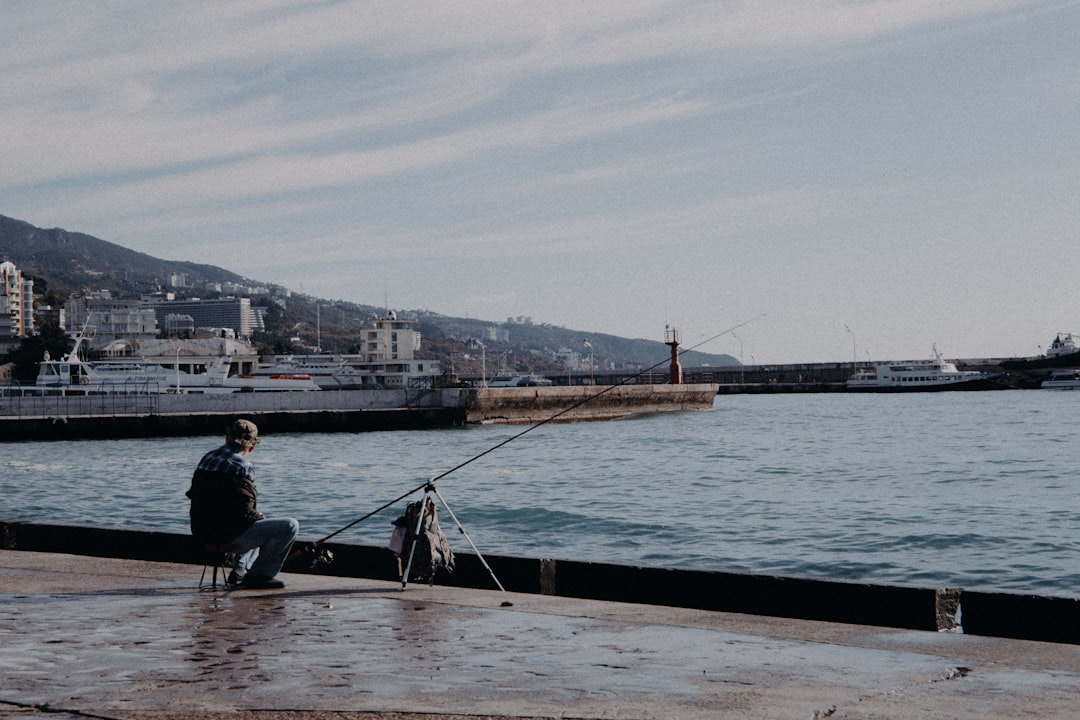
[199,545,232,591]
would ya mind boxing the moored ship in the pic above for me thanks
[1046,333,1080,359]
[36,345,319,394]
[846,346,1005,392]
[1039,369,1080,390]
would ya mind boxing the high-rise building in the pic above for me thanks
[151,297,261,339]
[0,261,34,340]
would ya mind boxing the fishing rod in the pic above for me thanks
[290,313,765,562]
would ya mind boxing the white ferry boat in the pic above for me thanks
[1040,369,1080,390]
[255,356,368,388]
[255,354,440,389]
[36,343,319,394]
[846,346,1003,392]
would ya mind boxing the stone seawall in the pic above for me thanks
[0,387,468,440]
[4,519,1078,645]
[0,407,465,441]
[0,384,717,439]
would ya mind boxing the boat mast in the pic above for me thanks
[65,313,95,362]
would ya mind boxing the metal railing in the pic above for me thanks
[0,383,161,418]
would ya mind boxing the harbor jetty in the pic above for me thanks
[465,382,718,423]
[4,519,1080,644]
[4,522,1080,719]
[0,382,720,440]
[518,355,1041,393]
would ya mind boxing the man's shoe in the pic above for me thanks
[240,573,285,589]
[226,570,245,587]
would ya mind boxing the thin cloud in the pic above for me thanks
[1,1,1039,184]
[0,0,1072,362]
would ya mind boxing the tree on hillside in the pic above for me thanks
[4,320,73,384]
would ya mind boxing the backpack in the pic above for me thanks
[390,497,455,584]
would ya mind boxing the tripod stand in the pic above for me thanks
[400,481,505,593]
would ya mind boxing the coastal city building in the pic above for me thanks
[54,293,273,355]
[0,261,35,347]
[261,310,440,388]
[362,309,420,361]
[64,295,160,353]
[149,297,263,340]
[163,313,196,336]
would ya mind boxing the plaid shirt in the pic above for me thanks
[187,443,264,543]
[195,443,256,479]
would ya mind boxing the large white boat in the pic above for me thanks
[255,354,440,389]
[254,356,370,389]
[36,340,319,394]
[1040,369,1080,390]
[846,346,1004,392]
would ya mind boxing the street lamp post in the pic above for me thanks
[477,340,487,388]
[588,348,594,385]
[732,332,744,385]
[844,324,857,373]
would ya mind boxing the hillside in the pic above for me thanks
[0,214,252,296]
[0,214,735,371]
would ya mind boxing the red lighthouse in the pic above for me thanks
[664,326,683,385]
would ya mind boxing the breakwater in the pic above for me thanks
[0,388,465,440]
[562,357,1048,391]
[0,383,718,440]
[4,520,1079,645]
[466,383,718,423]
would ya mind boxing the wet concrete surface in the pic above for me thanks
[2,550,1080,719]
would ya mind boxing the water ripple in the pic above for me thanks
[3,391,1080,596]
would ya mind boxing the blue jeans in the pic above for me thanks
[229,517,299,578]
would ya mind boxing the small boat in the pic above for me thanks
[1040,369,1080,390]
[846,346,1004,392]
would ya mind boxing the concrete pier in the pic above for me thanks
[466,382,718,423]
[3,545,1080,720]
[0,383,718,439]
[4,520,1079,644]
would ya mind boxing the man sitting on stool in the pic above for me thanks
[187,419,299,589]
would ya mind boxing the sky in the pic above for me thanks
[3,1,1079,365]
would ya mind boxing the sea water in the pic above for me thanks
[4,391,1080,597]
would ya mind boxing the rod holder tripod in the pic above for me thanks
[400,481,506,593]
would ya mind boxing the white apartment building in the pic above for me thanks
[0,261,35,341]
[362,310,420,362]
[65,295,160,353]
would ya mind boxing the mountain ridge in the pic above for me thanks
[0,214,253,295]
